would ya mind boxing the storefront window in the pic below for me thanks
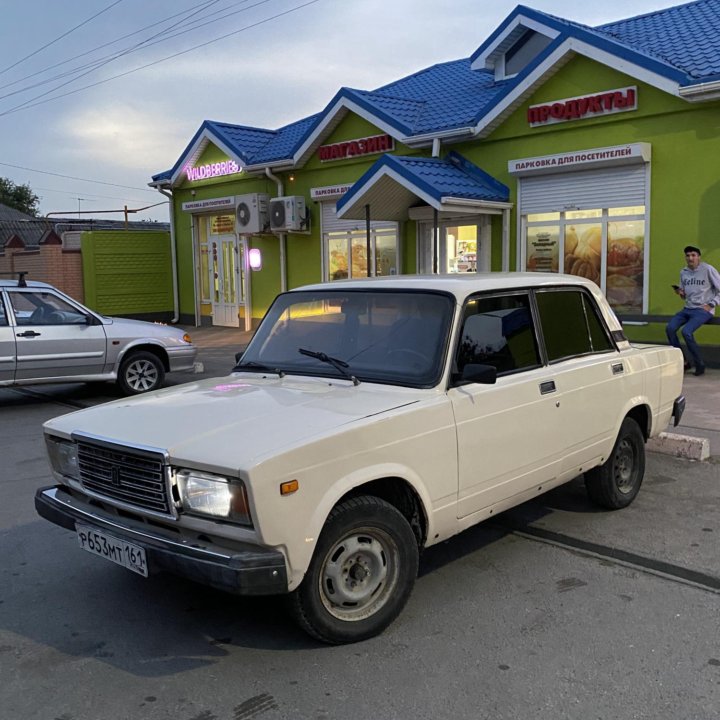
[526,225,559,272]
[375,231,398,276]
[351,235,369,277]
[197,216,211,302]
[564,223,601,285]
[328,235,348,280]
[606,219,644,313]
[446,225,478,273]
[565,209,601,219]
[326,228,397,281]
[609,206,644,216]
[200,245,210,302]
[527,212,560,223]
[523,206,646,313]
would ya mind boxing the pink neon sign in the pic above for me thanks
[185,160,241,182]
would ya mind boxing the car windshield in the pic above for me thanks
[238,289,455,388]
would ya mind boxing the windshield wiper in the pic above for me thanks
[298,348,360,385]
[233,360,285,377]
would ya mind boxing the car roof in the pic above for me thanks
[0,278,54,289]
[293,272,601,303]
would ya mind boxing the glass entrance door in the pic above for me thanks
[209,230,244,328]
[418,220,488,274]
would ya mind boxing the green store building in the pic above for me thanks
[151,0,720,362]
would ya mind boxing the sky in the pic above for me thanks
[0,0,683,222]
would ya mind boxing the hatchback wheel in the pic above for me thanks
[118,351,165,395]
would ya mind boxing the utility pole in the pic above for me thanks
[75,197,86,219]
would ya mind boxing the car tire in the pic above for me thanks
[289,495,419,644]
[117,351,165,395]
[584,417,645,509]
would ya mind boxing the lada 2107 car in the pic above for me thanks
[0,274,197,394]
[35,274,685,643]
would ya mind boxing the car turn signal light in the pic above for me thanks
[280,480,299,496]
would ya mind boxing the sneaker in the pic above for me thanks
[694,365,705,376]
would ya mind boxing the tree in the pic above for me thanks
[0,177,40,216]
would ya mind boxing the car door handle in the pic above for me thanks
[612,362,624,375]
[17,330,41,338]
[539,380,556,395]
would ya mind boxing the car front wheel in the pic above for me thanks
[289,495,419,644]
[585,417,645,509]
[117,351,165,395]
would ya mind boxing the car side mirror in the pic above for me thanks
[234,351,244,363]
[454,363,497,386]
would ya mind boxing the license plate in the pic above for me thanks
[76,524,148,577]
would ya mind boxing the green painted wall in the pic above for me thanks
[81,230,172,317]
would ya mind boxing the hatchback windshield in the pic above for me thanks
[238,290,455,387]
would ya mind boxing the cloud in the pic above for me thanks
[58,101,191,172]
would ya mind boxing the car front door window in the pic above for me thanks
[8,290,88,326]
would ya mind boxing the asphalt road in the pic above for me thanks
[1,379,719,720]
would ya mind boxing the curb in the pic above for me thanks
[647,431,710,461]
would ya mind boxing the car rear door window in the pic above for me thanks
[536,289,614,362]
[455,293,541,376]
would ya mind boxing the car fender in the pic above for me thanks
[113,340,169,371]
[282,461,436,590]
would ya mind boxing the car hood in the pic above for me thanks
[45,374,427,471]
[101,316,188,341]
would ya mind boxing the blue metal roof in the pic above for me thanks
[337,151,509,216]
[154,0,719,182]
[599,0,720,82]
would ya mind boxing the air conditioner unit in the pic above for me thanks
[269,196,309,233]
[235,193,270,234]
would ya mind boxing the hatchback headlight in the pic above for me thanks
[45,436,80,482]
[175,469,251,525]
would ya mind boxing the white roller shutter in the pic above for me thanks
[519,165,647,214]
[321,200,394,234]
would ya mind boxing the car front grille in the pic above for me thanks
[77,441,170,515]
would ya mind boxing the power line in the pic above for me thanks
[0,0,228,110]
[33,186,159,205]
[0,161,158,193]
[0,0,223,95]
[0,0,267,107]
[0,1,221,92]
[0,0,322,117]
[0,0,127,77]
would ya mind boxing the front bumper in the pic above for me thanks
[35,485,288,596]
[167,345,198,373]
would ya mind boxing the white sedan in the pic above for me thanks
[36,273,684,643]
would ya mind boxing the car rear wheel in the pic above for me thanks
[585,417,645,509]
[289,495,419,644]
[117,351,165,395]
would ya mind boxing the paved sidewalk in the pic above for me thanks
[182,324,719,456]
[667,367,720,455]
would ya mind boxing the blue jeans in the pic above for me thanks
[666,307,712,367]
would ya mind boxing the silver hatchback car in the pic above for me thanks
[0,275,197,394]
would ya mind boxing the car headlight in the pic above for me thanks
[182,333,192,344]
[175,469,251,525]
[45,436,80,482]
